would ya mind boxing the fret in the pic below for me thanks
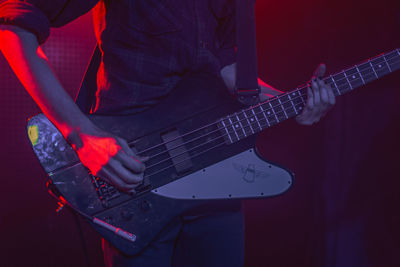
[277,97,289,119]
[249,109,262,131]
[333,72,352,94]
[342,71,354,90]
[299,88,308,107]
[257,105,271,127]
[231,115,246,139]
[383,55,392,72]
[292,90,306,112]
[385,50,400,72]
[222,118,239,143]
[368,60,379,78]
[262,102,278,125]
[244,109,260,132]
[237,112,253,136]
[328,75,341,96]
[269,99,286,121]
[242,111,254,134]
[287,93,299,115]
[227,117,240,140]
[220,119,233,144]
[255,105,270,128]
[371,56,390,77]
[355,66,366,85]
[269,102,280,123]
[290,90,305,112]
[358,62,377,83]
[280,94,296,117]
[344,68,364,89]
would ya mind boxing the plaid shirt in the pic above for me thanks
[0,0,236,114]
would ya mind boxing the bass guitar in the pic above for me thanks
[26,48,399,255]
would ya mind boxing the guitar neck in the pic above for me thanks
[219,48,400,144]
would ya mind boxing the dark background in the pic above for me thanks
[0,0,399,266]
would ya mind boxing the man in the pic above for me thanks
[0,0,335,266]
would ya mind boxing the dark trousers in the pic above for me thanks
[103,210,244,267]
[102,72,245,266]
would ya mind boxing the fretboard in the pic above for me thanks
[219,48,400,144]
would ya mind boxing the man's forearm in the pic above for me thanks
[0,25,93,136]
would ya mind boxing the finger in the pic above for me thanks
[117,137,149,164]
[311,78,321,108]
[116,150,146,173]
[108,158,143,185]
[311,80,325,124]
[318,78,330,107]
[97,167,137,191]
[296,87,314,125]
[305,86,314,111]
[313,63,326,79]
[116,137,135,157]
[326,83,336,106]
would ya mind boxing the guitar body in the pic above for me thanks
[27,48,400,254]
[27,75,293,255]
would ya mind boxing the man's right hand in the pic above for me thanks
[66,124,147,193]
[0,26,146,192]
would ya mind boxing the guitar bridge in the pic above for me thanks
[90,174,120,206]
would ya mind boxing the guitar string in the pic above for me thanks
[144,52,398,177]
[140,55,400,167]
[143,93,306,165]
[134,53,400,157]
[136,92,305,157]
[136,54,399,158]
[142,56,400,175]
[144,100,304,174]
[138,53,400,161]
[144,101,306,178]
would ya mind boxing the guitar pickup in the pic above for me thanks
[161,129,193,174]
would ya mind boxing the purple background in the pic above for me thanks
[0,0,399,266]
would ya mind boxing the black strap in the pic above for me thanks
[75,44,101,113]
[235,0,260,106]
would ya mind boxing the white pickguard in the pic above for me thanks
[152,149,293,200]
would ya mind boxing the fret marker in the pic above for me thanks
[267,111,271,115]
[356,66,365,85]
[243,112,255,134]
[343,71,353,90]
[235,124,239,128]
[378,64,382,68]
[352,75,356,79]
[251,109,262,130]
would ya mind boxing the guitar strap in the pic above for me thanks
[75,0,260,111]
[235,0,260,106]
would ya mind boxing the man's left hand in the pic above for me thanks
[295,64,336,125]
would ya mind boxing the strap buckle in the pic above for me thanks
[235,86,261,106]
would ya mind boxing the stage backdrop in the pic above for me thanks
[0,0,399,266]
